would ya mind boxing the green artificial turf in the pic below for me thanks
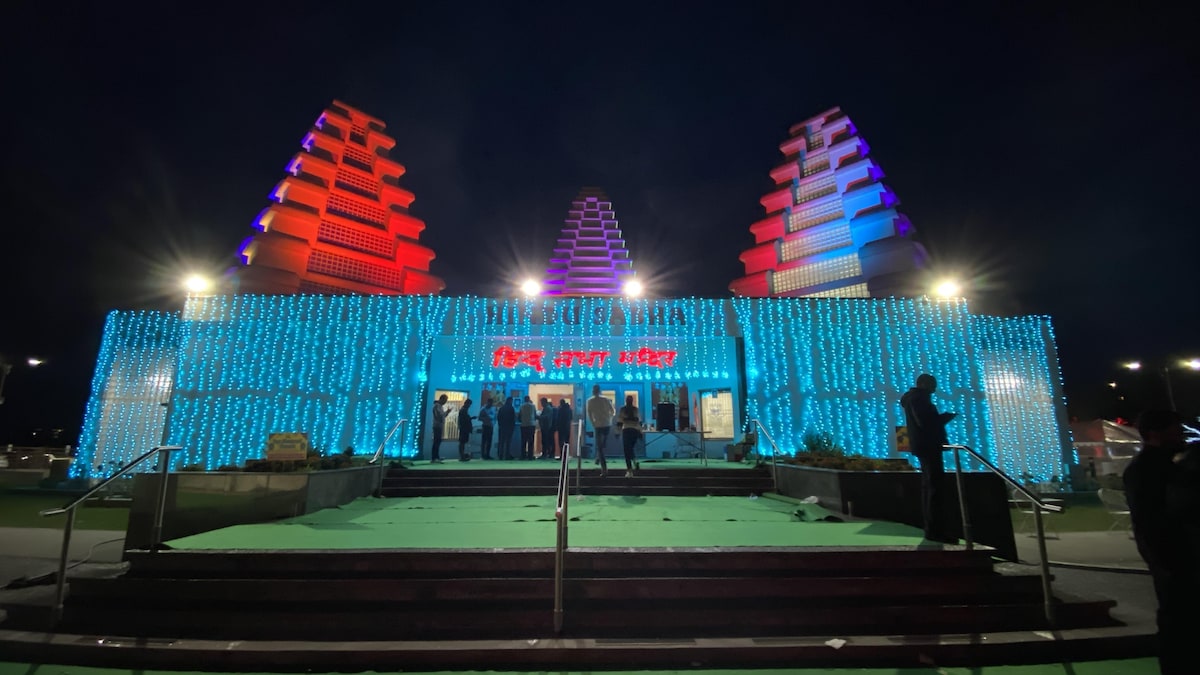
[166,495,926,550]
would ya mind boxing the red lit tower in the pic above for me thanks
[236,101,445,295]
[729,107,927,298]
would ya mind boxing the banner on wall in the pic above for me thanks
[894,426,910,453]
[267,432,309,461]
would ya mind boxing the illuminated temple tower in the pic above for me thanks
[543,187,636,296]
[236,101,445,295]
[729,107,927,298]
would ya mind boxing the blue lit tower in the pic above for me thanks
[730,107,928,298]
[543,188,636,296]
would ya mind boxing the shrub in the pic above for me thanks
[801,430,844,457]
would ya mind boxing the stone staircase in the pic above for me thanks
[381,464,776,497]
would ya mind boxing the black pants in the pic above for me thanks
[480,425,493,458]
[541,427,556,459]
[593,426,609,471]
[458,432,470,460]
[1152,571,1198,674]
[497,424,513,458]
[431,425,444,461]
[917,450,946,540]
[520,426,535,460]
[622,428,640,471]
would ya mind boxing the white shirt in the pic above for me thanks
[586,395,616,428]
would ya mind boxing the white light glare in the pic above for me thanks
[1182,359,1200,371]
[27,358,45,367]
[1123,361,1142,371]
[184,274,214,294]
[520,279,542,297]
[933,279,962,298]
[623,280,644,297]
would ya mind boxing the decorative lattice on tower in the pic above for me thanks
[729,107,927,298]
[543,188,636,296]
[236,101,445,295]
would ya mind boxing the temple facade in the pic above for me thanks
[235,101,444,295]
[543,188,636,296]
[730,107,927,298]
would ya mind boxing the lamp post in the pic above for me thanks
[1123,359,1200,412]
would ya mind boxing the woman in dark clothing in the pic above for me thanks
[618,395,641,477]
[555,398,573,459]
[538,398,557,460]
[456,399,473,462]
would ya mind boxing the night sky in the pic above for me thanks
[1,1,1197,444]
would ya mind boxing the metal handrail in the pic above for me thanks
[553,431,572,634]
[943,443,1061,626]
[746,419,782,493]
[369,418,408,497]
[39,445,182,622]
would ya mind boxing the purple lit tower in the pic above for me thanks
[730,107,928,297]
[543,188,636,296]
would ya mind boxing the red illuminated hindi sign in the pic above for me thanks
[492,345,677,373]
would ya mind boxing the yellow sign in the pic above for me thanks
[267,432,309,461]
[895,426,910,453]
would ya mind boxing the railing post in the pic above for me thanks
[150,446,174,551]
[52,507,76,623]
[951,448,973,550]
[1033,506,1057,625]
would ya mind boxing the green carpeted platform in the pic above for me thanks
[0,658,1163,674]
[166,495,927,550]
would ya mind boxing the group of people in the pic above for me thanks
[427,385,645,477]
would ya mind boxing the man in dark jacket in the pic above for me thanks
[900,373,957,543]
[429,394,448,464]
[496,397,516,460]
[538,398,557,460]
[556,398,574,459]
[1124,409,1192,674]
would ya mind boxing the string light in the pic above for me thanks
[74,296,1069,482]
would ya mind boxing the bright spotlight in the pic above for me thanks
[183,274,214,294]
[933,279,962,298]
[520,279,542,297]
[1123,361,1142,371]
[1183,359,1200,371]
[623,280,644,297]
[27,358,45,367]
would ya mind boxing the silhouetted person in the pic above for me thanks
[497,396,516,460]
[456,399,473,462]
[1125,409,1194,674]
[429,394,448,464]
[901,373,957,543]
[618,395,642,477]
[478,399,496,459]
[538,398,557,460]
[556,398,573,459]
[518,396,537,460]
[586,384,613,477]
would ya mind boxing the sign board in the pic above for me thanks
[267,432,309,461]
[894,426,910,453]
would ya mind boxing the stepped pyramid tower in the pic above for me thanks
[729,107,927,298]
[543,187,636,296]
[236,101,445,295]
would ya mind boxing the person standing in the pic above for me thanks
[586,384,613,477]
[556,398,574,460]
[518,396,537,460]
[1124,409,1194,675]
[497,396,516,460]
[617,395,642,477]
[900,373,957,543]
[538,398,557,460]
[456,399,474,462]
[478,398,496,460]
[429,394,448,464]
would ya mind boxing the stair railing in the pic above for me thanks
[745,419,782,493]
[368,417,408,497]
[553,431,573,634]
[39,445,183,622]
[944,443,1062,626]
